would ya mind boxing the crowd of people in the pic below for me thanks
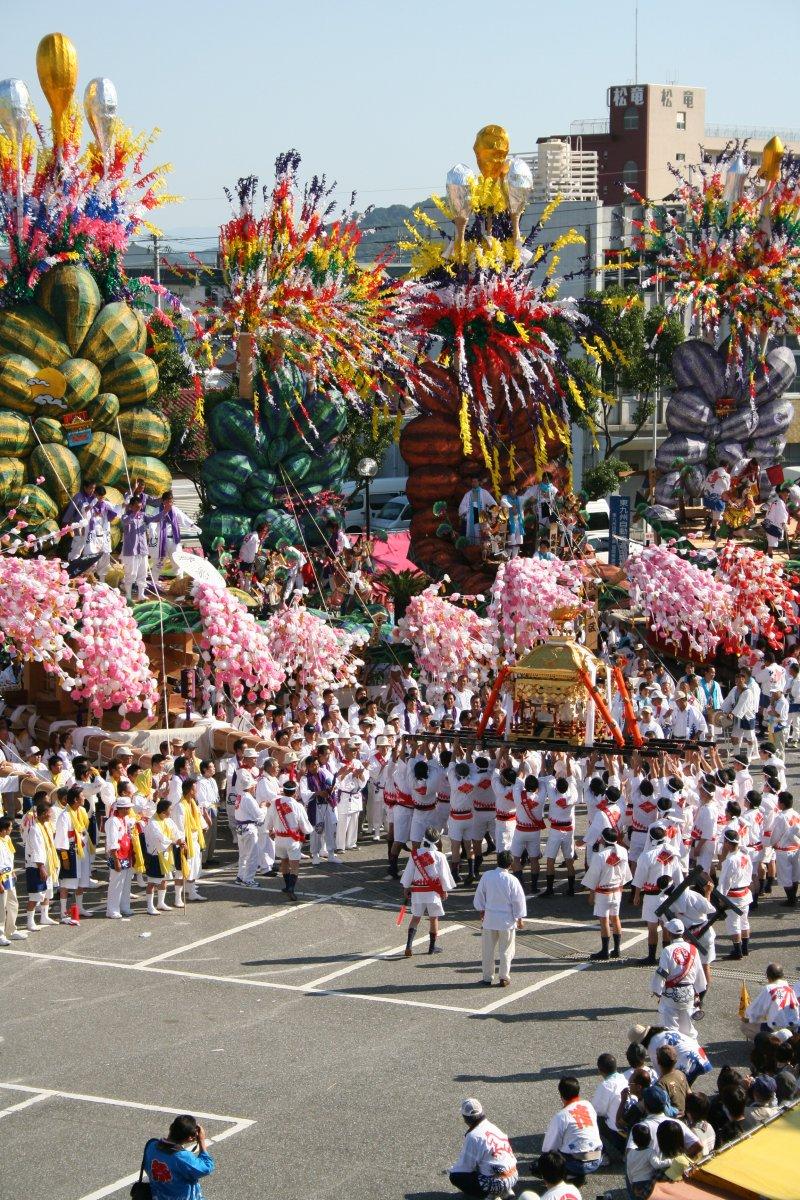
[2,615,800,1198]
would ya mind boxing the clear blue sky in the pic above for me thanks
[6,0,799,237]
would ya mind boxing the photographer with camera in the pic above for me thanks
[135,1114,215,1199]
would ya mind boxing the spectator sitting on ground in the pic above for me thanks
[708,1067,750,1136]
[615,1068,652,1142]
[773,1038,800,1102]
[624,1041,657,1085]
[716,1087,757,1146]
[624,1122,657,1200]
[650,1120,693,1183]
[683,1092,716,1157]
[524,1150,584,1200]
[628,1086,702,1160]
[655,1044,691,1117]
[541,1077,604,1182]
[592,1052,628,1161]
[746,1075,779,1125]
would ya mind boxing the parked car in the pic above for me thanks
[343,477,408,531]
[372,497,411,533]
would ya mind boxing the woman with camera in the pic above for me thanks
[136,1114,215,1199]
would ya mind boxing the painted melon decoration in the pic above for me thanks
[126,454,172,498]
[75,432,126,487]
[0,411,34,457]
[0,265,172,545]
[116,407,171,457]
[92,392,121,432]
[33,417,66,445]
[0,457,25,501]
[101,351,159,408]
[0,354,40,414]
[35,264,102,355]
[105,484,126,549]
[80,301,142,368]
[12,483,59,524]
[0,306,70,367]
[27,443,81,503]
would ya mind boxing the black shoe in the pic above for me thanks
[610,947,621,959]
[484,836,496,853]
[725,947,743,960]
[589,949,610,961]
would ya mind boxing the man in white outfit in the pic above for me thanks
[400,827,455,957]
[650,918,705,1038]
[233,770,265,888]
[473,851,527,987]
[449,1097,518,1198]
[104,793,136,920]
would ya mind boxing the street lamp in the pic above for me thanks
[357,455,379,540]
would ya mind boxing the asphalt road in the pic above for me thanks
[2,764,799,1200]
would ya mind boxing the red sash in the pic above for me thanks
[410,849,444,896]
[275,799,303,842]
[665,943,697,988]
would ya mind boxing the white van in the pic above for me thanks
[343,477,408,531]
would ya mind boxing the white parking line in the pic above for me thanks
[475,929,649,1015]
[135,886,364,966]
[0,1091,51,1119]
[0,1083,254,1200]
[304,923,466,988]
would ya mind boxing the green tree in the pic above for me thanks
[339,406,397,480]
[577,287,684,458]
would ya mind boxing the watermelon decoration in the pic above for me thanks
[0,264,172,527]
[199,363,351,552]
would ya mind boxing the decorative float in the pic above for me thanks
[398,123,590,594]
[198,158,412,553]
[632,141,800,510]
[0,33,175,541]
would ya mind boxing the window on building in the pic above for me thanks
[675,152,686,161]
[676,111,686,130]
[623,107,639,130]
[622,160,638,188]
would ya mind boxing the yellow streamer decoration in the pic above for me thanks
[371,404,378,440]
[459,392,473,456]
[508,442,517,482]
[476,428,492,472]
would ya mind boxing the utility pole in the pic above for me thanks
[153,232,161,309]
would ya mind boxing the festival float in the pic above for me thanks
[0,34,176,546]
[632,141,800,524]
[398,123,590,594]
[196,157,412,555]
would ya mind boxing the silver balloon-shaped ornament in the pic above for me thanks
[0,77,30,145]
[84,77,118,171]
[0,79,30,240]
[445,163,475,220]
[722,154,748,208]
[505,155,534,216]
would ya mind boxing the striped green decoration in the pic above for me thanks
[125,454,172,497]
[0,457,25,500]
[0,306,70,368]
[0,353,40,414]
[35,264,102,355]
[79,301,141,368]
[90,391,120,432]
[59,357,102,413]
[75,430,126,487]
[33,416,66,446]
[116,406,171,457]
[27,443,81,503]
[0,410,35,457]
[101,351,159,408]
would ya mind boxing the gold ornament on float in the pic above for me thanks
[35,32,78,152]
[473,124,510,180]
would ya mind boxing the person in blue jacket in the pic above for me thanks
[142,1114,215,1199]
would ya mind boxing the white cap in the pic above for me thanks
[27,746,41,755]
[242,748,258,759]
[461,1098,484,1119]
[117,745,134,756]
[665,918,684,935]
[376,736,391,747]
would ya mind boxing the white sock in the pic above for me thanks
[174,885,184,907]
[146,895,157,914]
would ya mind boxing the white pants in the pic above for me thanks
[123,555,149,598]
[724,900,751,936]
[471,810,495,844]
[510,829,542,859]
[434,801,450,833]
[366,784,384,834]
[226,799,239,846]
[410,892,445,918]
[95,549,111,580]
[545,828,575,862]
[659,994,697,1039]
[311,804,337,860]
[482,926,516,982]
[336,808,359,851]
[393,805,413,844]
[106,867,132,916]
[494,818,516,852]
[274,835,303,863]
[0,887,19,936]
[155,547,181,582]
[776,850,800,887]
[236,824,260,882]
[593,890,623,917]
[257,825,275,871]
[410,809,438,844]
